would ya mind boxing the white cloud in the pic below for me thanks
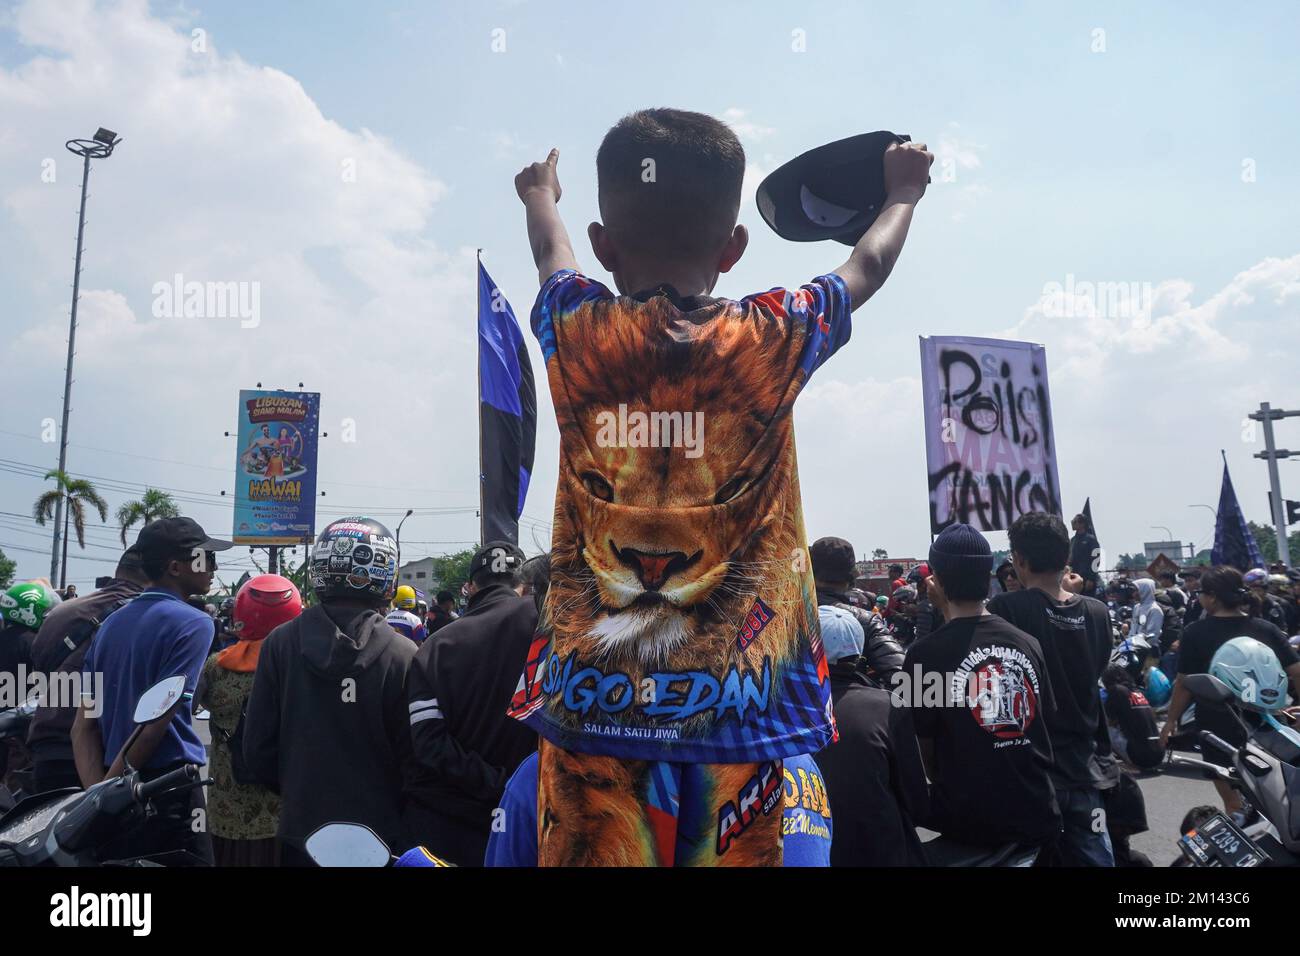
[937,121,984,171]
[722,107,775,144]
[1008,256,1300,383]
[0,0,487,584]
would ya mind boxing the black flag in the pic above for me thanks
[1212,453,1263,571]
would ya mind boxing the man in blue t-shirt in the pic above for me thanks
[484,751,833,867]
[73,516,232,865]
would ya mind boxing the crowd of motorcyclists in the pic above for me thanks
[1,508,1298,868]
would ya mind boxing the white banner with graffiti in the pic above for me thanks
[919,335,1062,534]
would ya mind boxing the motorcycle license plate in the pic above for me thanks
[1179,813,1268,867]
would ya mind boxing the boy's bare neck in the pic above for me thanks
[615,263,717,299]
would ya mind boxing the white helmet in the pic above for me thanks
[1209,636,1290,712]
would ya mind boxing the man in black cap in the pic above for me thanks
[72,517,232,864]
[810,536,903,686]
[426,589,459,636]
[27,544,150,793]
[406,540,539,866]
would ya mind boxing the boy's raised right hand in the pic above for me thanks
[516,148,563,204]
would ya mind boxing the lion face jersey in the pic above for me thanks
[509,269,853,762]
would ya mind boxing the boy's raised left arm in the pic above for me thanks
[516,148,581,286]
[833,140,934,311]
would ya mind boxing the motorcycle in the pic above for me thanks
[0,675,211,867]
[1167,673,1300,867]
[305,822,452,868]
[0,694,39,812]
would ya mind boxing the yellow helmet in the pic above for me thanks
[394,585,417,610]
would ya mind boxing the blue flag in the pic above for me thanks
[1211,457,1263,571]
[478,260,536,546]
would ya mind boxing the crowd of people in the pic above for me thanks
[3,108,1298,869]
[2,507,1297,868]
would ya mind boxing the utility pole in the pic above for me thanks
[1250,401,1300,568]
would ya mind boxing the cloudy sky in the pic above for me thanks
[2,0,1298,589]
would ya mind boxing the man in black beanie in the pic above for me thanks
[896,523,1060,859]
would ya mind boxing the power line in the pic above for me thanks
[1,457,485,520]
[0,428,475,496]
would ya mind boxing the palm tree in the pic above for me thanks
[116,488,181,545]
[33,469,109,588]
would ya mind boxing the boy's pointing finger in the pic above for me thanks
[547,148,559,166]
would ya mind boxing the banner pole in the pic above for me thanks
[476,248,485,546]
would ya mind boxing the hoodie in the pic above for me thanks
[1128,578,1164,650]
[242,602,420,854]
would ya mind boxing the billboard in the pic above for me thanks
[232,389,320,545]
[919,335,1061,534]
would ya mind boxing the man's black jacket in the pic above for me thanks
[816,586,905,685]
[406,582,538,829]
[242,603,419,854]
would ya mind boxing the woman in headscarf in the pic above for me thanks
[198,574,301,866]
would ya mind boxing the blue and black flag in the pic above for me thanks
[477,259,536,545]
[1211,455,1263,571]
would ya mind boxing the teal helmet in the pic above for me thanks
[1209,636,1289,712]
[1144,667,1172,707]
[0,582,61,632]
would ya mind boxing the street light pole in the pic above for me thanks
[396,508,414,559]
[1187,504,1217,560]
[51,128,120,583]
[1250,402,1299,568]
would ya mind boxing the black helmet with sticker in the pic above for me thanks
[310,516,399,603]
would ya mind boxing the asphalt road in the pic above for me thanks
[1129,760,1223,865]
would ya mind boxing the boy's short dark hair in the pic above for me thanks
[597,108,745,263]
[1007,512,1070,574]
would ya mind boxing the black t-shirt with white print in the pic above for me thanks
[900,614,1060,848]
[987,588,1112,790]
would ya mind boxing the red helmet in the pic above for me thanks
[233,574,303,642]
